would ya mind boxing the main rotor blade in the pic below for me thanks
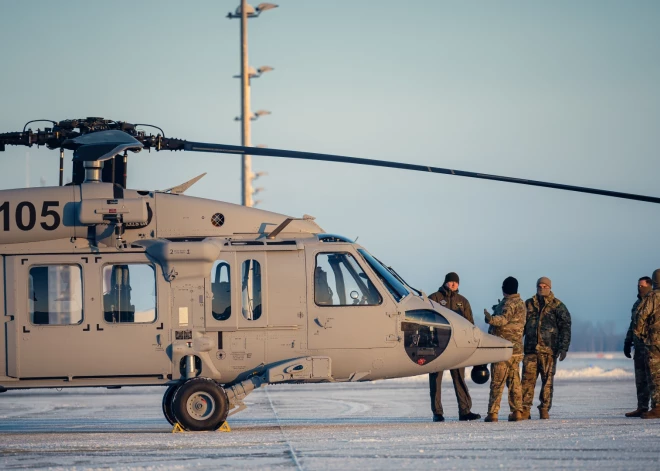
[181,141,660,205]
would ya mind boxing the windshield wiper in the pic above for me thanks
[374,256,422,297]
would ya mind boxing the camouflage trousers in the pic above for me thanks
[645,345,660,409]
[487,354,523,415]
[521,353,557,411]
[633,343,650,409]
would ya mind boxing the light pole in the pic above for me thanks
[227,2,278,207]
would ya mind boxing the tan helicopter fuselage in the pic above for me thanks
[0,182,511,393]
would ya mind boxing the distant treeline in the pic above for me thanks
[571,319,625,352]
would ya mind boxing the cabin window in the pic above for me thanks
[241,260,262,321]
[314,253,382,306]
[102,264,156,323]
[211,260,231,321]
[28,265,83,325]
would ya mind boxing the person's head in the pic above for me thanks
[639,276,653,296]
[502,276,518,296]
[652,269,660,289]
[536,277,551,297]
[444,272,459,292]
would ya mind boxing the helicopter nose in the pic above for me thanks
[479,332,513,349]
[453,333,513,368]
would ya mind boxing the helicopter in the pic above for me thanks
[0,117,658,432]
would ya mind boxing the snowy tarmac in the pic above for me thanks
[1,354,659,470]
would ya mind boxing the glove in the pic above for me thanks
[623,342,632,359]
[483,309,492,323]
[558,351,567,361]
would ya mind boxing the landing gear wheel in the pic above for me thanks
[162,383,181,426]
[171,378,229,431]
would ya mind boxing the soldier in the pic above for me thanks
[521,276,571,420]
[428,272,481,422]
[623,276,652,417]
[483,276,526,422]
[633,269,660,419]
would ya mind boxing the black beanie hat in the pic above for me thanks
[502,276,519,295]
[444,272,460,284]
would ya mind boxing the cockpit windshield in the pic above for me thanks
[357,249,409,302]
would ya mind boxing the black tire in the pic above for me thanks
[171,378,229,431]
[162,383,181,426]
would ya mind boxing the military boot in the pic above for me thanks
[521,408,531,420]
[625,408,647,418]
[508,411,522,422]
[641,406,660,419]
[539,409,550,420]
[459,411,482,421]
[484,413,498,422]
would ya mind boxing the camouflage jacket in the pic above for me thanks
[633,289,660,346]
[429,286,474,324]
[487,293,526,355]
[523,292,571,356]
[625,296,645,348]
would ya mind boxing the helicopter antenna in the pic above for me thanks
[59,148,64,186]
[162,172,207,194]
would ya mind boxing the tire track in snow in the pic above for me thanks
[265,385,304,471]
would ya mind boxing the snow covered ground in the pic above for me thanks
[1,353,659,470]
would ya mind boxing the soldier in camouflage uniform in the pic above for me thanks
[483,276,526,422]
[521,276,571,420]
[633,269,660,419]
[623,276,652,417]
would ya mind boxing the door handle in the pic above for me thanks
[314,317,333,329]
[96,324,104,331]
[82,324,90,331]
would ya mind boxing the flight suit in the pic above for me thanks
[429,286,474,417]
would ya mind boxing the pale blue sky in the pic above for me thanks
[2,1,660,333]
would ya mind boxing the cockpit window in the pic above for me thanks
[357,249,409,302]
[315,253,382,306]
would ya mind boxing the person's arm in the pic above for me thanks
[556,302,572,359]
[463,298,474,325]
[634,294,655,339]
[624,320,634,346]
[624,300,638,357]
[488,303,510,327]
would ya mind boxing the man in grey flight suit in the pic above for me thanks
[428,272,481,422]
